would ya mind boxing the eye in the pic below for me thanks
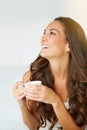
[43,29,46,35]
[50,31,56,35]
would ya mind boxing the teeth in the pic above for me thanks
[42,45,49,49]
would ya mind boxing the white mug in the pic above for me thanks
[24,80,42,87]
[18,81,42,88]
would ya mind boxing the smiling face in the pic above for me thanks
[40,20,70,61]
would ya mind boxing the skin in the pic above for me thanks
[13,21,86,130]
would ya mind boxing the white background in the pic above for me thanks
[0,0,87,130]
[0,0,87,66]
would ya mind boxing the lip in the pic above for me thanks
[41,45,49,49]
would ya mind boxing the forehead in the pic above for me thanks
[46,20,65,32]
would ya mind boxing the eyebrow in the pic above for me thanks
[44,28,59,33]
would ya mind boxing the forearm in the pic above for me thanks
[52,98,84,130]
[19,102,40,130]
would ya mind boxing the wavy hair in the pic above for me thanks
[29,17,87,129]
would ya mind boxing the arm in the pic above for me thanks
[12,71,40,130]
[24,84,86,130]
[19,100,40,130]
[52,97,86,130]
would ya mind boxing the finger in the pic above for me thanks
[14,90,25,100]
[16,93,25,100]
[13,86,23,96]
[26,93,41,101]
[12,83,24,97]
[24,88,41,99]
[13,87,25,99]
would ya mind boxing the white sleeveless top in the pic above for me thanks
[40,98,70,130]
[52,97,70,130]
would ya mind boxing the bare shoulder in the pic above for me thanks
[22,70,32,82]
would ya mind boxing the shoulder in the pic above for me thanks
[22,70,32,82]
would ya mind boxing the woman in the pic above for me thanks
[13,17,87,130]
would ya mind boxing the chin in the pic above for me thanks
[40,52,48,59]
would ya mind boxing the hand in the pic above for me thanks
[12,81,26,101]
[24,84,59,105]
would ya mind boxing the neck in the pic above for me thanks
[49,59,69,102]
[49,58,69,81]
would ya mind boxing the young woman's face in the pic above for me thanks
[40,20,70,60]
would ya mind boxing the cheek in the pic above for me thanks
[53,42,66,56]
[50,37,62,45]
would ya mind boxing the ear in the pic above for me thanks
[66,42,70,52]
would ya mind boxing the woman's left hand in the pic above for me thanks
[24,84,59,105]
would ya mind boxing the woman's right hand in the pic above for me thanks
[12,81,26,107]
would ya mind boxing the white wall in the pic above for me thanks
[0,0,87,66]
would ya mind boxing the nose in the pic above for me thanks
[40,34,48,43]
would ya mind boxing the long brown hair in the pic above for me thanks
[29,17,87,129]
